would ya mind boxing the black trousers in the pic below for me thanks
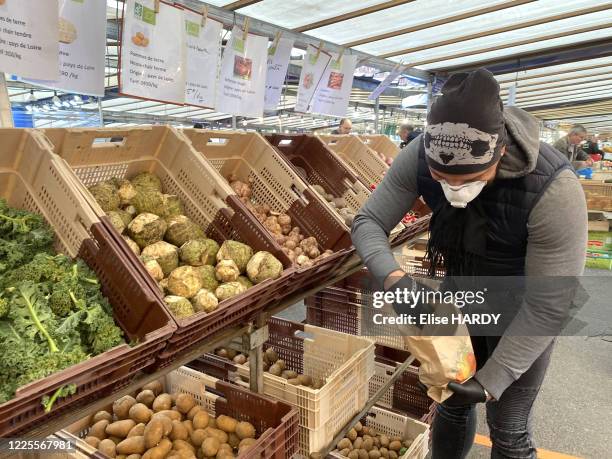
[431,336,554,459]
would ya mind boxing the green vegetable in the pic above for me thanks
[399,447,407,456]
[42,384,77,413]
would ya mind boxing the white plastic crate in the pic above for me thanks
[330,406,430,459]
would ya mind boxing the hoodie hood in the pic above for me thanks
[497,106,540,179]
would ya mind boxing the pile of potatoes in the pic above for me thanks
[214,347,323,389]
[332,421,413,459]
[82,380,258,459]
[228,176,333,267]
[311,185,356,227]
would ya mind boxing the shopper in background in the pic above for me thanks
[352,69,587,459]
[553,124,593,164]
[582,134,603,160]
[331,118,352,134]
[398,121,420,148]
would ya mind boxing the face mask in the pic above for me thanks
[439,180,487,208]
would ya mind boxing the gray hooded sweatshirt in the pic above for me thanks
[352,107,587,399]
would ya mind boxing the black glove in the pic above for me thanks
[387,275,434,320]
[444,379,488,406]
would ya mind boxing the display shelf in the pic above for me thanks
[6,228,427,453]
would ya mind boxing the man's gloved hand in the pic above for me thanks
[444,379,489,406]
[385,274,434,319]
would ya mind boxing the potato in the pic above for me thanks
[226,349,237,360]
[142,438,173,459]
[369,451,381,459]
[379,447,389,458]
[157,409,182,421]
[142,381,164,396]
[218,444,232,453]
[353,437,363,450]
[216,415,237,433]
[363,435,373,444]
[190,429,207,447]
[388,441,402,452]
[114,396,137,420]
[402,440,412,448]
[373,437,380,448]
[265,348,278,363]
[204,427,228,444]
[281,370,297,379]
[310,453,322,459]
[338,438,353,450]
[348,451,359,459]
[84,436,100,448]
[379,435,389,448]
[106,420,136,438]
[187,405,203,420]
[362,438,374,452]
[169,450,195,459]
[361,427,371,436]
[268,364,282,376]
[183,420,194,435]
[347,428,358,442]
[117,436,146,455]
[126,455,142,459]
[202,437,221,457]
[276,359,286,370]
[128,423,146,438]
[298,375,313,386]
[238,438,256,454]
[129,403,152,424]
[354,422,363,432]
[357,449,369,459]
[228,433,240,448]
[287,378,301,386]
[192,411,210,430]
[151,413,173,436]
[340,449,351,456]
[90,419,110,440]
[99,439,117,458]
[170,420,190,441]
[152,394,172,412]
[117,455,127,459]
[175,393,197,414]
[390,437,401,443]
[235,421,255,439]
[136,390,156,407]
[173,439,195,453]
[109,437,123,445]
[388,451,398,459]
[144,418,164,449]
[233,354,247,364]
[93,411,113,424]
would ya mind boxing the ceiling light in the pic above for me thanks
[52,92,62,107]
[26,90,37,102]
[73,95,83,104]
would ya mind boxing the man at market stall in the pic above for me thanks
[553,124,593,165]
[331,118,353,135]
[398,121,419,148]
[352,69,587,459]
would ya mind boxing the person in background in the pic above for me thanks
[398,121,420,148]
[582,134,602,159]
[553,124,593,165]
[331,118,352,135]
[352,68,587,459]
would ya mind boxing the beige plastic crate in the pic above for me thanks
[183,129,352,252]
[581,181,612,198]
[234,320,375,455]
[58,366,299,459]
[330,406,430,459]
[360,134,400,160]
[318,135,389,187]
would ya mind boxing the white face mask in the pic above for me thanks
[439,180,487,208]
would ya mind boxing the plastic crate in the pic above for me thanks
[581,181,612,198]
[42,126,295,369]
[183,129,354,286]
[0,129,175,436]
[318,135,389,188]
[207,318,375,455]
[58,366,299,459]
[330,406,430,459]
[359,134,400,161]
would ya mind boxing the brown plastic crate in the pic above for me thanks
[59,366,299,459]
[318,134,389,188]
[0,129,175,436]
[183,129,354,279]
[359,134,400,161]
[42,126,296,370]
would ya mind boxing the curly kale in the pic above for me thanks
[0,201,125,406]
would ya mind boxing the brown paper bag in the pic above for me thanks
[391,280,476,403]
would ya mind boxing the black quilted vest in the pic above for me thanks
[417,139,572,276]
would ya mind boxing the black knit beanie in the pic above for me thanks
[424,68,506,174]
